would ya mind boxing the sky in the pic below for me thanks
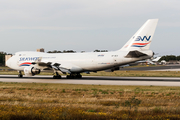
[0,0,180,56]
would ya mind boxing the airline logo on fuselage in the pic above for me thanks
[19,57,39,61]
[98,54,104,57]
[135,36,151,41]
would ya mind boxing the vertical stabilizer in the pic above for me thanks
[120,19,158,51]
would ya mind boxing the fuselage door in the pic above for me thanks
[111,55,118,64]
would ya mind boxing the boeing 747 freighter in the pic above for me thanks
[6,19,158,79]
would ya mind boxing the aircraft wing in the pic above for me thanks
[31,57,71,74]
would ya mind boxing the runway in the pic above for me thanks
[1,75,180,86]
[120,64,180,71]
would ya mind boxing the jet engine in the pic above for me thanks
[24,66,41,76]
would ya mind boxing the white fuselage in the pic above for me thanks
[6,50,153,73]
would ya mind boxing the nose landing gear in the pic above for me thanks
[18,71,23,78]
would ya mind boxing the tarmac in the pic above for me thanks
[1,65,180,86]
[1,75,180,86]
[120,64,180,71]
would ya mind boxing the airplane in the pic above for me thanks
[152,56,161,62]
[6,19,158,79]
[127,56,162,66]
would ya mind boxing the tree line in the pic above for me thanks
[47,50,108,53]
[0,52,11,66]
[47,50,76,53]
[158,55,180,62]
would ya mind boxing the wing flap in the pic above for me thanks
[32,61,71,74]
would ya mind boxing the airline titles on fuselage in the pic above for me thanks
[19,57,39,61]
[19,57,56,61]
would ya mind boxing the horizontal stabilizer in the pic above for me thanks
[125,50,148,58]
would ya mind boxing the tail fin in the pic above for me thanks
[120,19,158,51]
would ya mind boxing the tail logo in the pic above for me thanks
[131,35,151,47]
[135,36,151,41]
[131,42,151,47]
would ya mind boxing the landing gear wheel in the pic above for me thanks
[53,72,61,79]
[66,75,74,79]
[18,74,23,78]
[66,73,82,79]
[76,74,82,78]
[53,75,61,79]
[77,75,82,78]
[18,71,23,78]
[66,75,69,79]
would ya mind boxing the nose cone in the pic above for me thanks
[6,56,20,70]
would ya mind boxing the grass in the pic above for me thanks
[82,70,180,77]
[1,82,180,119]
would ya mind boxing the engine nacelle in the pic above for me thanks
[24,66,41,76]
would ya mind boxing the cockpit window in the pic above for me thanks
[18,54,26,56]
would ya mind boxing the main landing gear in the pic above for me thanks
[66,73,82,79]
[53,72,61,79]
[53,72,82,79]
[18,71,23,78]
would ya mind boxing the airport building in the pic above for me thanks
[36,48,44,52]
[5,55,13,66]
